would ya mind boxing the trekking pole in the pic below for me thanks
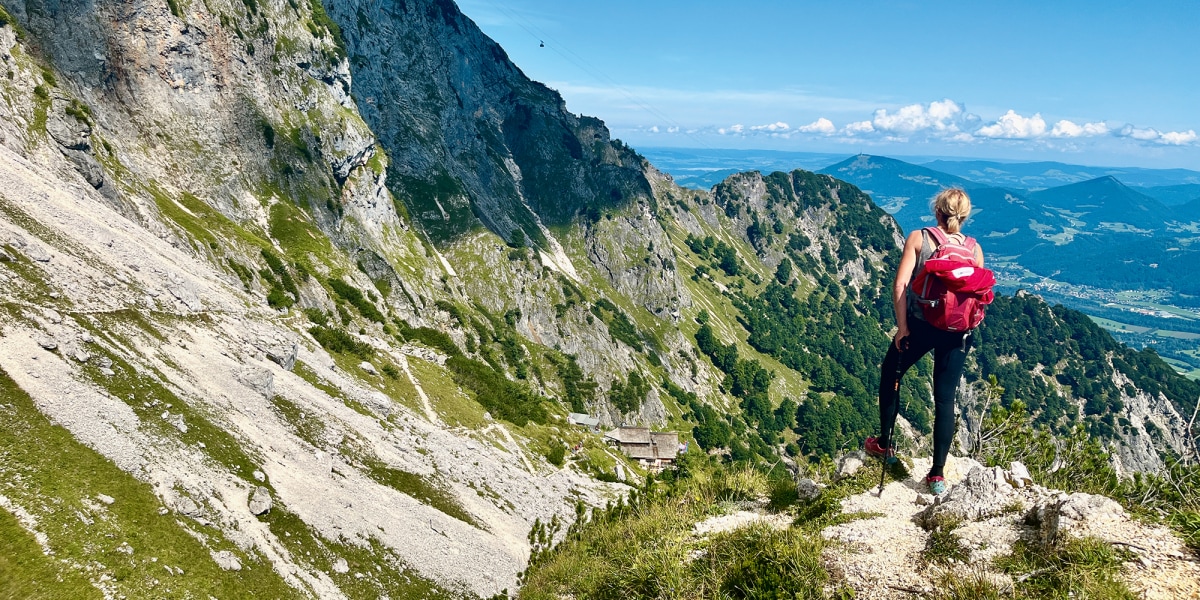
[878,338,907,496]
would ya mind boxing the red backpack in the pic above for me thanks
[910,227,996,332]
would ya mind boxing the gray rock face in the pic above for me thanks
[1039,492,1127,545]
[921,465,1015,527]
[326,0,652,247]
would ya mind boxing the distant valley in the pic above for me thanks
[642,147,1200,376]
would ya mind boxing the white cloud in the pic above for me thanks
[718,124,745,135]
[871,99,964,134]
[667,126,679,133]
[797,118,836,134]
[750,121,790,132]
[1159,130,1197,145]
[1116,124,1161,141]
[649,126,660,133]
[1116,125,1197,145]
[842,120,875,135]
[976,110,1047,139]
[1051,119,1109,138]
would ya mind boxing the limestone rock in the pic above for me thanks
[1006,461,1033,488]
[248,486,272,515]
[836,451,866,480]
[211,550,242,572]
[264,341,298,371]
[236,366,275,398]
[920,465,1014,527]
[332,557,350,574]
[796,478,824,501]
[1039,492,1126,545]
[175,496,200,517]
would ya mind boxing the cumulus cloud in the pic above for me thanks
[871,99,965,134]
[842,120,875,135]
[718,124,745,135]
[1051,119,1109,138]
[750,121,790,132]
[1160,130,1198,145]
[1116,125,1197,145]
[649,126,660,133]
[976,110,1047,139]
[797,118,836,134]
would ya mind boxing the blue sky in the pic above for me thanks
[457,1,1200,169]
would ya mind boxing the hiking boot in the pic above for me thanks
[926,475,946,495]
[864,437,897,464]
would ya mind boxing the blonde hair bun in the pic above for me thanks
[933,188,971,233]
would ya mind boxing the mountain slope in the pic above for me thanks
[0,0,1195,597]
[1029,176,1171,232]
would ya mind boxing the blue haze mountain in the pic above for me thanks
[924,159,1200,190]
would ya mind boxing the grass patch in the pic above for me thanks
[519,461,850,599]
[405,357,488,429]
[268,200,336,266]
[0,507,99,599]
[270,396,328,449]
[260,507,466,599]
[0,367,301,598]
[922,518,970,566]
[360,460,483,530]
[995,537,1136,599]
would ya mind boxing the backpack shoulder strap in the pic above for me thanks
[923,226,949,247]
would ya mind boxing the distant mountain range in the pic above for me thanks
[643,147,1200,319]
[639,147,1200,195]
[923,159,1200,190]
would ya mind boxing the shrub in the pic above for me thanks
[545,444,565,467]
[308,326,372,359]
[328,277,384,323]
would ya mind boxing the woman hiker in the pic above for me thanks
[865,188,984,495]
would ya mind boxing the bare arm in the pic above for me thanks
[974,243,985,267]
[892,230,924,349]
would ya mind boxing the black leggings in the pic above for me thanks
[878,318,972,476]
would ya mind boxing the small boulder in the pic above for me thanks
[360,361,378,376]
[1039,492,1126,545]
[836,451,867,480]
[1006,461,1033,488]
[236,366,275,398]
[796,478,824,501]
[248,486,272,515]
[264,342,298,371]
[37,337,58,351]
[175,496,201,516]
[332,557,350,574]
[211,550,242,571]
[96,494,115,505]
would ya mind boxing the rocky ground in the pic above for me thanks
[824,454,1200,599]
